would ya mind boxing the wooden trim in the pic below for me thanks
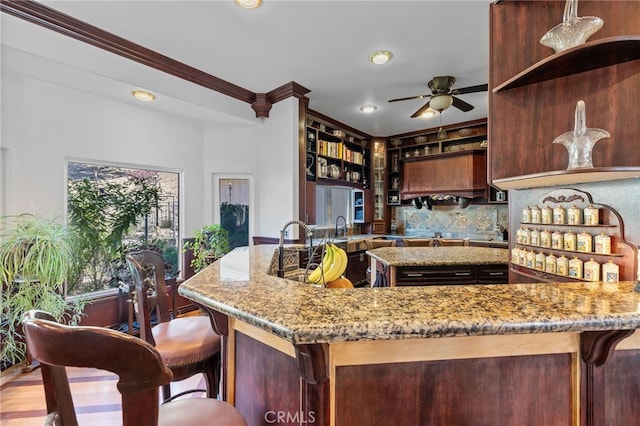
[307,108,372,139]
[329,332,581,366]
[232,319,296,358]
[0,0,255,103]
[267,81,311,104]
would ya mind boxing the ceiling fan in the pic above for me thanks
[388,76,488,118]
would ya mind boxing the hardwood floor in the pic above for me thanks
[0,361,206,425]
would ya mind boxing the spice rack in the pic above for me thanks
[510,188,637,283]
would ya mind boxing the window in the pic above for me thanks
[315,185,352,227]
[66,161,180,296]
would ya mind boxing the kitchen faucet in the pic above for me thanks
[334,215,347,238]
[278,220,314,278]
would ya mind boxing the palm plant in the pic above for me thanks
[0,214,85,367]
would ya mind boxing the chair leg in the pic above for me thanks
[162,383,172,401]
[204,354,221,399]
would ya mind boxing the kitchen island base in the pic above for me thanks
[211,314,639,426]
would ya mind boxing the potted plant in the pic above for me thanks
[183,224,230,272]
[0,214,85,369]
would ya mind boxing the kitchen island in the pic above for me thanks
[367,246,509,286]
[179,245,640,426]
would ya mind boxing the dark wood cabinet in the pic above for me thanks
[489,1,640,185]
[345,250,368,287]
[395,264,508,286]
[401,149,488,200]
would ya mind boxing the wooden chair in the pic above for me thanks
[431,238,470,247]
[125,250,221,400]
[364,238,397,249]
[401,238,433,247]
[22,310,246,426]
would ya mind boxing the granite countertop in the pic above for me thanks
[367,246,509,267]
[178,245,640,345]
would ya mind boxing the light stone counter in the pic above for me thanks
[367,246,508,267]
[178,245,640,345]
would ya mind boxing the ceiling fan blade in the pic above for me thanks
[410,101,432,118]
[452,83,488,95]
[388,94,430,103]
[451,96,475,112]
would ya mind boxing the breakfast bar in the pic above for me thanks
[179,245,640,426]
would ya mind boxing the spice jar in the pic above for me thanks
[526,250,535,269]
[535,252,546,271]
[545,253,557,274]
[584,259,600,282]
[541,206,553,224]
[530,229,541,246]
[530,206,541,224]
[584,204,599,225]
[511,247,520,264]
[567,205,582,225]
[594,233,612,254]
[521,228,532,245]
[553,205,566,224]
[522,206,532,223]
[551,231,564,250]
[563,231,577,251]
[518,249,527,266]
[577,232,592,253]
[557,255,569,276]
[568,257,583,279]
[540,229,552,248]
[602,261,619,283]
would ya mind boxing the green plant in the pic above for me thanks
[66,175,161,294]
[184,224,231,272]
[0,214,85,367]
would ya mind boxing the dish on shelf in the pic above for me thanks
[390,139,403,148]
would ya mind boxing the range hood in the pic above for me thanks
[400,149,488,201]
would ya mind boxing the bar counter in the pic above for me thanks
[179,245,640,426]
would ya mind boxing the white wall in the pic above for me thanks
[0,69,205,233]
[1,55,303,244]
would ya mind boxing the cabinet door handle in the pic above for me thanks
[454,272,471,276]
[488,272,504,276]
[405,273,423,277]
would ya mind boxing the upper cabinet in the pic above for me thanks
[386,120,488,202]
[489,1,640,186]
[305,115,370,189]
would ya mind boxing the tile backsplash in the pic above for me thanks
[392,203,509,241]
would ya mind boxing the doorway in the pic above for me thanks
[213,175,253,249]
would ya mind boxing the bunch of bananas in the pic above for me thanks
[307,243,348,285]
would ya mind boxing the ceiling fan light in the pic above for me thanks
[360,104,378,113]
[369,50,393,65]
[429,95,453,112]
[421,109,437,118]
[235,0,262,9]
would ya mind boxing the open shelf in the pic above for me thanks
[493,36,640,92]
[492,167,640,191]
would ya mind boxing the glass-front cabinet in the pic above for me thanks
[372,140,386,233]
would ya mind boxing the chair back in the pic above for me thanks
[432,238,470,247]
[401,238,433,247]
[364,239,396,249]
[22,310,172,426]
[125,250,172,346]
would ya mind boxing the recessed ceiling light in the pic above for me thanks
[131,90,156,102]
[360,105,378,113]
[235,0,262,9]
[369,50,393,65]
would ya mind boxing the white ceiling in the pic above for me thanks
[1,0,492,137]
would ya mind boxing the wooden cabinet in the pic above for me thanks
[401,149,488,200]
[489,2,640,186]
[345,250,368,287]
[395,264,508,286]
[305,116,370,189]
[386,120,488,202]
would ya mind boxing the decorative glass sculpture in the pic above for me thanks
[552,100,610,170]
[540,0,604,53]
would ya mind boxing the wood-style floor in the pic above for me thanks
[0,361,206,425]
